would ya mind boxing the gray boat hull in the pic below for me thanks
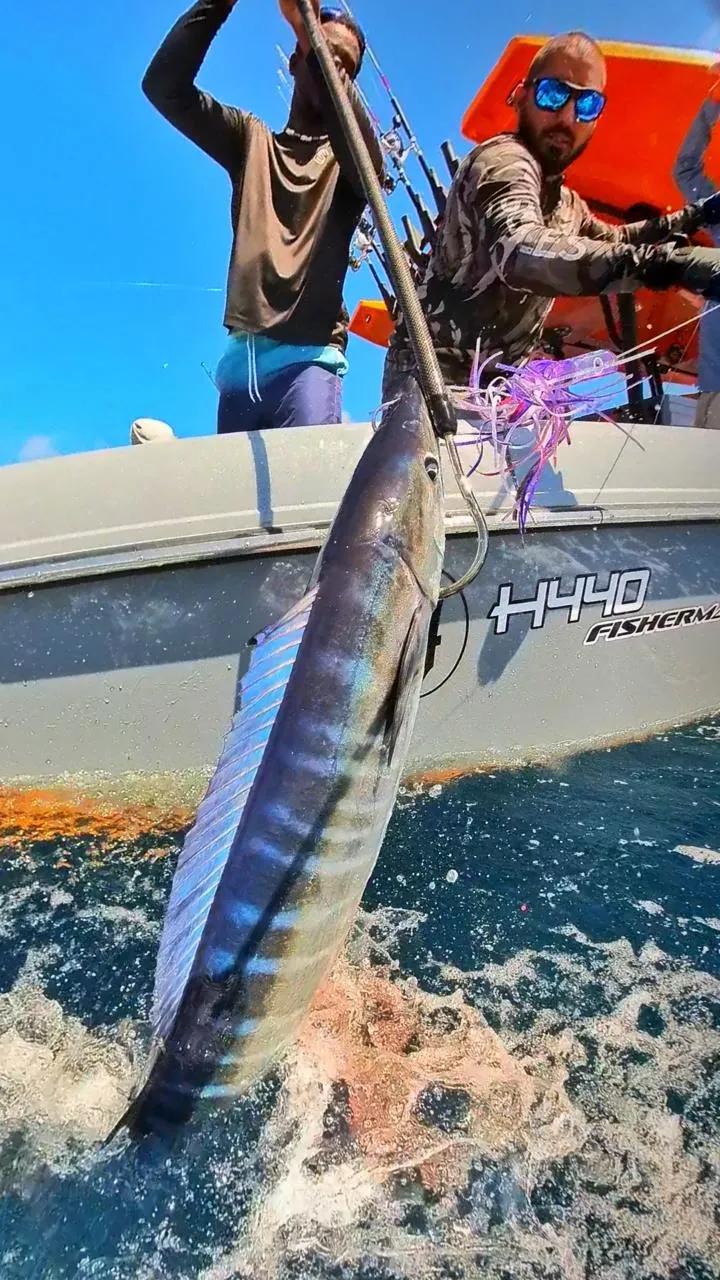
[0,419,718,786]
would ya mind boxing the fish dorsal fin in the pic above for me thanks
[151,588,317,1042]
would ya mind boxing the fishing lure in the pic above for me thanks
[452,349,622,532]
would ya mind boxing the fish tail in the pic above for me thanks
[105,1063,196,1145]
[104,1095,145,1146]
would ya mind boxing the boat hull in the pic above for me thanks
[0,421,718,785]
[1,521,718,785]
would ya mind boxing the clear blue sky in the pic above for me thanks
[1,0,718,465]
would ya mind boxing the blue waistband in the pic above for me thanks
[215,332,349,395]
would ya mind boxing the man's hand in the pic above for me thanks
[637,244,720,298]
[279,0,320,52]
[698,191,720,226]
[682,245,720,298]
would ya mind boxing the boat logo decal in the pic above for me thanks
[488,568,651,636]
[584,601,720,645]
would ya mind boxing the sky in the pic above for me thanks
[1,0,719,466]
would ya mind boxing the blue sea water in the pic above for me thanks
[0,720,718,1279]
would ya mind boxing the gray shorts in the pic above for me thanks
[694,392,720,429]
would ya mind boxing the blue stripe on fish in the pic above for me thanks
[207,947,237,977]
[271,909,300,931]
[228,901,262,927]
[224,902,298,931]
[244,956,279,976]
[151,588,317,1042]
[245,838,294,866]
[200,1083,234,1099]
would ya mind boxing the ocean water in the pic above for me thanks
[0,720,718,1279]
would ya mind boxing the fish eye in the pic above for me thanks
[424,455,439,481]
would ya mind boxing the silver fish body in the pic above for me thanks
[118,375,445,1137]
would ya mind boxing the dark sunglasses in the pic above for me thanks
[529,76,606,124]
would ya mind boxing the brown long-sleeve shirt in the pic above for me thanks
[143,0,383,349]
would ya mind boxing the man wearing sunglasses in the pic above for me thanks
[387,31,720,390]
[143,0,382,432]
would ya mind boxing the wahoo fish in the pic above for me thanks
[114,374,446,1137]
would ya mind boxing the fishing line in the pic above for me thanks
[583,300,709,493]
[440,436,490,597]
[615,300,720,363]
[420,571,470,699]
[79,280,224,293]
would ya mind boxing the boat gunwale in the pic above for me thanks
[1,504,719,594]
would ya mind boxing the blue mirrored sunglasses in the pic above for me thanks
[530,76,606,124]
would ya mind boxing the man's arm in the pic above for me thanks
[475,145,648,296]
[577,199,706,247]
[473,141,720,299]
[142,0,246,172]
[674,97,720,203]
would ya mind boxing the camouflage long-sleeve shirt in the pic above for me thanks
[389,132,700,383]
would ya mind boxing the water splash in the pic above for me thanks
[0,980,136,1181]
[0,719,717,1278]
[205,920,720,1280]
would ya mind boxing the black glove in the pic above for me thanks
[697,191,720,226]
[674,193,720,236]
[636,244,720,299]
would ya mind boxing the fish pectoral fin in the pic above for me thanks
[383,604,428,765]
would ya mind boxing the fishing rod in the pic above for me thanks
[341,86,438,277]
[295,0,489,595]
[298,0,453,431]
[335,0,460,290]
[276,43,293,107]
[338,0,453,216]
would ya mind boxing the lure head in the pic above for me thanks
[522,350,618,389]
[560,350,619,382]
